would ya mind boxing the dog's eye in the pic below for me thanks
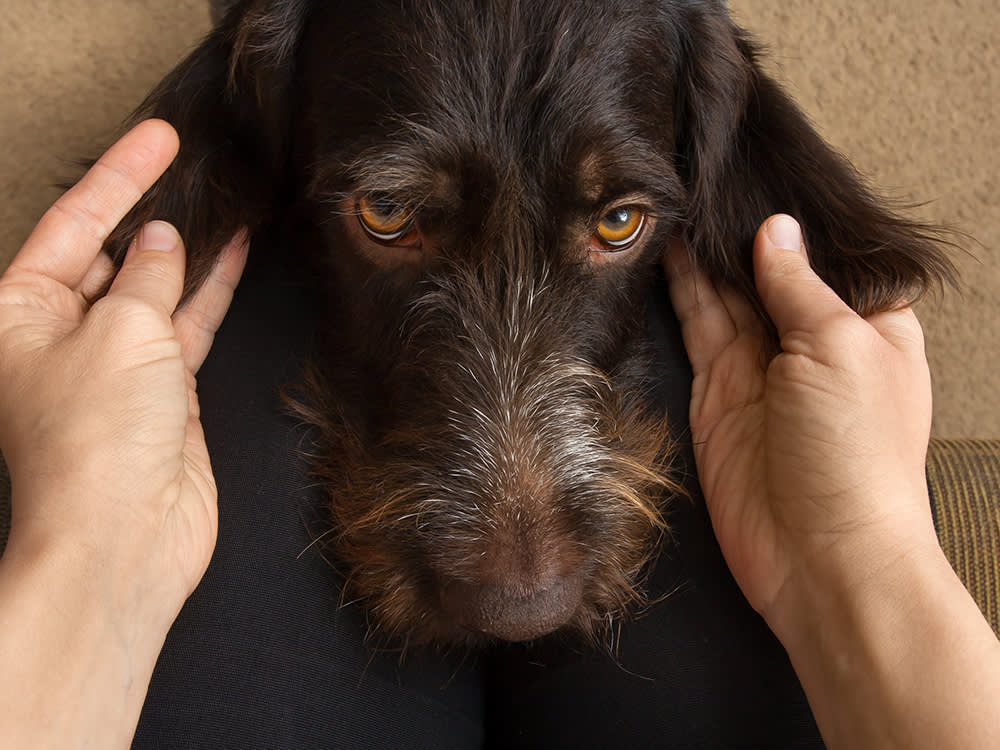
[594,206,645,250]
[357,194,415,243]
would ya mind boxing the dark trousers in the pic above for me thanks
[131,242,823,748]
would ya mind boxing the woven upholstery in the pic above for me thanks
[927,438,1000,635]
[0,440,998,635]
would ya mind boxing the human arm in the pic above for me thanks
[0,120,247,748]
[667,214,1000,748]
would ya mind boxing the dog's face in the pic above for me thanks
[292,2,688,646]
[103,0,952,646]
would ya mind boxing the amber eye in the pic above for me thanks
[594,206,645,250]
[357,194,415,243]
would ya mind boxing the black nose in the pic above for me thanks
[440,573,584,641]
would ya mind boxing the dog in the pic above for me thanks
[100,0,953,648]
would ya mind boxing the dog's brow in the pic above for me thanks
[576,153,606,204]
[571,145,683,214]
[344,141,452,197]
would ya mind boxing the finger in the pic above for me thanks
[753,214,858,342]
[665,235,756,376]
[173,230,249,373]
[106,221,186,316]
[77,253,116,305]
[12,119,179,289]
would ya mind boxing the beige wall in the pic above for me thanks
[728,1,999,437]
[1,0,996,436]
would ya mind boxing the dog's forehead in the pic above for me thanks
[298,0,683,197]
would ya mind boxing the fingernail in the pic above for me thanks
[137,221,180,253]
[766,214,803,252]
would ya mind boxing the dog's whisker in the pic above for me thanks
[296,526,339,559]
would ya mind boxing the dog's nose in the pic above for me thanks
[440,573,584,641]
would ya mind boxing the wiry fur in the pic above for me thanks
[98,0,954,647]
[292,254,679,647]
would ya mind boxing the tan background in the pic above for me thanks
[0,0,997,437]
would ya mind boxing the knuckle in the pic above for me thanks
[89,291,161,329]
[55,161,145,245]
[49,197,113,247]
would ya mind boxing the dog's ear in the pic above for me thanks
[102,0,310,296]
[673,7,955,323]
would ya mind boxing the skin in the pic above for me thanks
[0,120,996,747]
[0,120,246,748]
[667,214,1000,748]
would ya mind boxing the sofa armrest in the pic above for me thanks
[927,438,1000,636]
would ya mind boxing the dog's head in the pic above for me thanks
[103,0,952,646]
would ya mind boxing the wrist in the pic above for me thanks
[764,517,999,749]
[763,479,942,635]
[2,511,186,640]
[5,462,201,617]
[767,530,945,650]
[0,530,175,748]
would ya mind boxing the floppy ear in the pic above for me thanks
[102,0,310,297]
[674,7,955,324]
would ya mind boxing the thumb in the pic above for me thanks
[107,221,186,316]
[753,214,856,341]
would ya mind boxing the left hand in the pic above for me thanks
[0,119,247,620]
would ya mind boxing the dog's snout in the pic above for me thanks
[437,534,588,641]
[308,262,674,644]
[440,573,585,642]
[305,201,674,646]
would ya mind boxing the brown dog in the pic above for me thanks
[101,0,952,647]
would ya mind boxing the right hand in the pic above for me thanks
[666,214,940,628]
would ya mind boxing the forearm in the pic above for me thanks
[770,532,1000,749]
[0,530,176,749]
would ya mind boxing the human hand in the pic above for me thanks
[666,214,940,630]
[0,119,247,624]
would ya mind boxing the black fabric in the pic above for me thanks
[132,245,823,747]
[132,246,485,749]
[481,287,823,749]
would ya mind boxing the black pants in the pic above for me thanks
[132,247,823,748]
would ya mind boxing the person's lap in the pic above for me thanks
[132,244,822,747]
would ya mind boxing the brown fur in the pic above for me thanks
[97,0,953,647]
